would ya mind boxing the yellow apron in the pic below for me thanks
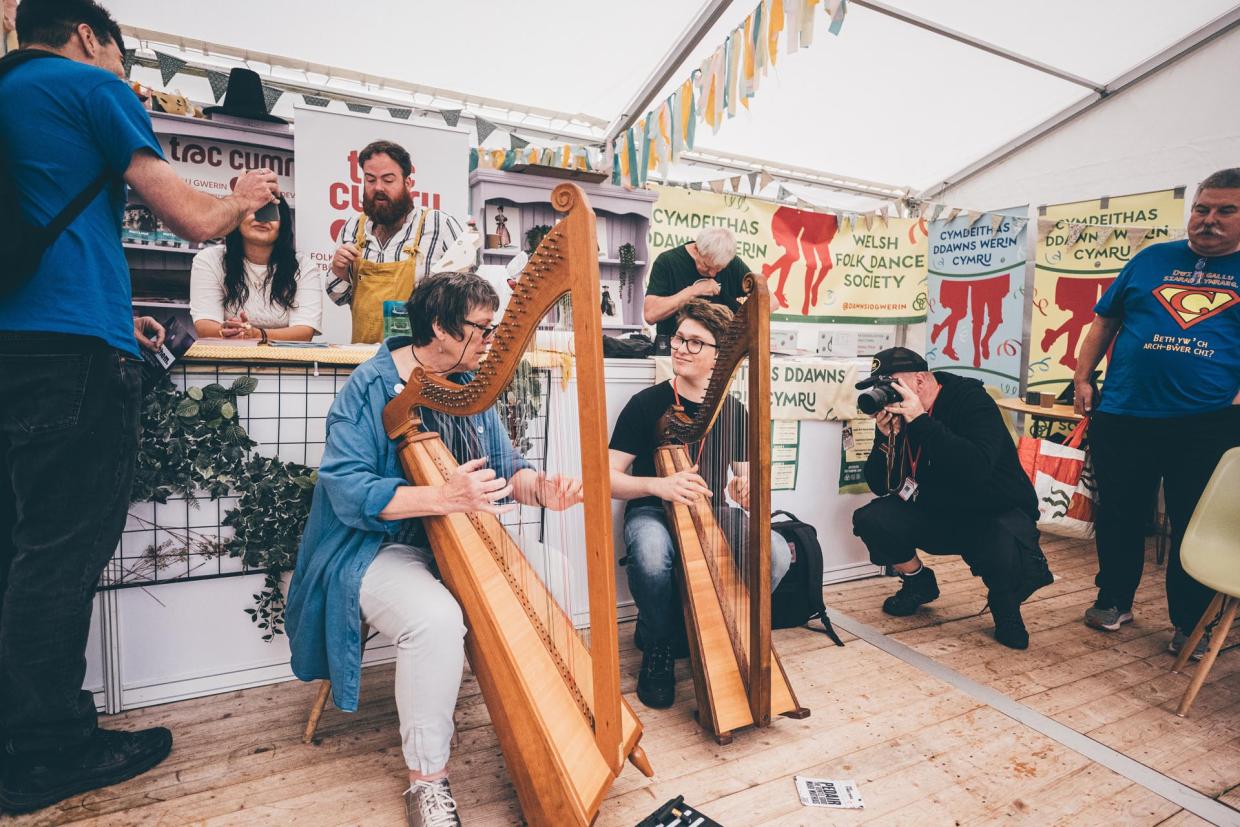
[349,209,430,343]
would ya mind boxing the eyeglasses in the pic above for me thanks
[671,334,717,354]
[462,319,499,339]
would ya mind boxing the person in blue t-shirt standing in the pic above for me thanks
[1073,168,1240,658]
[0,0,279,814]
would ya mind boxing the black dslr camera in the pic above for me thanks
[857,375,901,415]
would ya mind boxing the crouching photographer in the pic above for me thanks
[850,348,1053,649]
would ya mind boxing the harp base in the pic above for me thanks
[782,707,812,720]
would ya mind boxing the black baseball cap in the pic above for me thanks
[855,347,929,388]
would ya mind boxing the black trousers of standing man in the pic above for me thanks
[1090,406,1240,632]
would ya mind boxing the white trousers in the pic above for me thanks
[359,544,466,774]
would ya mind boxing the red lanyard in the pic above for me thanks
[901,402,935,480]
[671,379,705,466]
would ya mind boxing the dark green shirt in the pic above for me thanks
[646,244,750,336]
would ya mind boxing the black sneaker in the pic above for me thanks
[0,727,173,814]
[988,590,1029,650]
[636,641,676,709]
[882,567,940,616]
[634,624,690,659]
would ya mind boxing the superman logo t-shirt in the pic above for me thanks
[1095,239,1240,417]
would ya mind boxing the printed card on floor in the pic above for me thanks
[795,776,864,809]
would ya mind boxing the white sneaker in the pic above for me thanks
[404,777,462,827]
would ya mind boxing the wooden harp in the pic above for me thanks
[381,184,651,824]
[654,274,809,744]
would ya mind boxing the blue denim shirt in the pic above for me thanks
[285,337,531,712]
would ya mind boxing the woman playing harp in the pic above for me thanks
[608,299,792,711]
[286,272,583,827]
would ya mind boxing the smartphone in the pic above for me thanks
[254,200,280,222]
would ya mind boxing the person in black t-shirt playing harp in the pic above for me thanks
[643,227,752,341]
[608,300,791,709]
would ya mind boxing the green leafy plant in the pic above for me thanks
[617,242,637,301]
[525,224,552,254]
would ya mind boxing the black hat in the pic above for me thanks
[855,346,929,389]
[203,68,287,125]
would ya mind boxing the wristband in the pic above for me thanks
[259,328,269,345]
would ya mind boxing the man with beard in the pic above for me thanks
[326,140,463,343]
[1074,168,1240,658]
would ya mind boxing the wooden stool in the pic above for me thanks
[303,623,373,743]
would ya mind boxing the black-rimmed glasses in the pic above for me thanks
[671,334,717,354]
[462,320,499,339]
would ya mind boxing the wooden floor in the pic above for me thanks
[10,536,1239,826]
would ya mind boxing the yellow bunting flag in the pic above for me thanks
[768,0,784,65]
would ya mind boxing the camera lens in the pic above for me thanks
[856,381,900,415]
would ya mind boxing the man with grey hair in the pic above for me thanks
[1074,168,1240,658]
[644,226,752,338]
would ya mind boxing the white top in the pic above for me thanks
[190,246,323,333]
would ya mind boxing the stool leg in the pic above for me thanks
[1172,592,1223,674]
[1176,596,1238,718]
[303,623,373,744]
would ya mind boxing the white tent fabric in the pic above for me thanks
[108,0,1238,208]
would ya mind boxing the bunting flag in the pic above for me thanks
[946,207,962,222]
[965,209,982,226]
[440,109,462,127]
[747,170,760,193]
[205,70,229,103]
[768,0,785,65]
[625,126,639,188]
[827,0,848,35]
[1093,226,1115,250]
[931,204,945,222]
[785,0,803,55]
[709,179,725,194]
[730,176,742,192]
[863,212,874,231]
[839,214,852,235]
[1065,223,1086,247]
[388,107,412,120]
[510,133,530,150]
[725,29,741,117]
[990,213,1005,233]
[689,182,703,191]
[123,48,137,79]
[879,205,890,227]
[777,184,792,201]
[759,170,774,192]
[895,200,906,219]
[1127,226,1150,250]
[262,85,283,113]
[154,51,186,86]
[1037,218,1055,243]
[798,0,818,49]
[475,116,497,144]
[346,102,372,114]
[302,94,330,107]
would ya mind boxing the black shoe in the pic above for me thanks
[636,641,676,709]
[0,727,173,814]
[988,591,1029,650]
[882,567,940,616]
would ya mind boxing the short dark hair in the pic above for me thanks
[406,272,500,347]
[17,0,123,49]
[358,140,412,179]
[675,299,734,344]
[1198,168,1240,191]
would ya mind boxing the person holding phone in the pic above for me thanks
[190,198,322,343]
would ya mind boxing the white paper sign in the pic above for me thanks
[795,776,864,809]
[293,107,470,343]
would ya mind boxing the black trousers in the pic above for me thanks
[1090,406,1240,631]
[852,495,1047,597]
[0,333,142,757]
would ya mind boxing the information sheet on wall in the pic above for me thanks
[771,420,801,491]
[838,418,876,494]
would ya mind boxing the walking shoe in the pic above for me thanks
[404,777,461,827]
[1168,628,1210,662]
[1083,603,1133,631]
[633,624,690,659]
[987,590,1029,650]
[0,727,172,814]
[636,640,676,709]
[881,566,940,617]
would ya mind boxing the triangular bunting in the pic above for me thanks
[1093,226,1115,250]
[346,102,372,114]
[123,48,138,79]
[1037,218,1055,243]
[839,215,852,236]
[990,213,1005,233]
[709,179,725,194]
[302,94,330,107]
[759,170,774,192]
[863,212,874,231]
[777,184,792,202]
[475,116,497,144]
[730,176,742,192]
[262,85,283,113]
[154,51,186,86]
[1065,223,1086,246]
[966,210,982,226]
[206,70,229,103]
[747,170,760,193]
[689,182,703,191]
[509,133,530,150]
[895,200,906,219]
[388,107,412,120]
[828,0,849,36]
[946,208,961,223]
[1127,226,1150,250]
[440,109,462,127]
[931,204,945,222]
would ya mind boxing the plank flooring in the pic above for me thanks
[8,535,1238,826]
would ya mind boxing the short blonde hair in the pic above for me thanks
[695,227,737,267]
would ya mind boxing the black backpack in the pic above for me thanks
[771,510,844,646]
[0,49,112,297]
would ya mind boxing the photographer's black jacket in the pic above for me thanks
[863,372,1038,519]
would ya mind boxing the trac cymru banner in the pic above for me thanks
[648,186,928,324]
[926,208,1029,398]
[1030,188,1184,393]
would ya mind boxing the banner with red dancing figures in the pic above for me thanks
[1030,188,1185,395]
[926,208,1029,398]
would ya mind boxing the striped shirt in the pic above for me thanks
[325,207,464,306]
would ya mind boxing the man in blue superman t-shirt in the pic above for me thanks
[1072,169,1240,656]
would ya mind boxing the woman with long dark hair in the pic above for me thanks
[190,198,321,342]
